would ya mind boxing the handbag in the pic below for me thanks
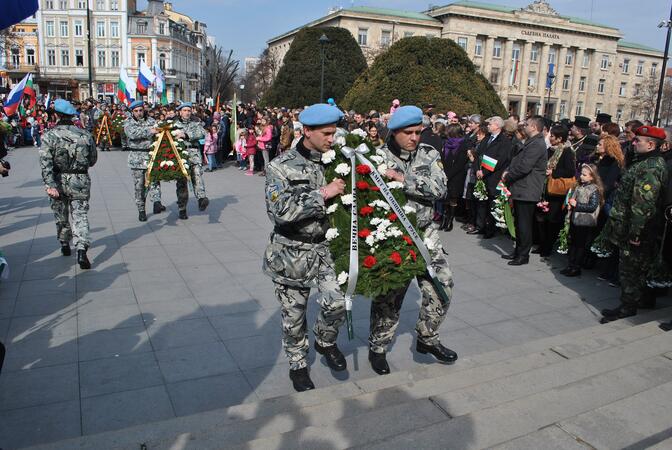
[547,176,575,196]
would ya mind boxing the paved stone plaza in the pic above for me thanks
[0,147,669,449]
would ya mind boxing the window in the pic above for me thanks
[576,101,584,116]
[110,0,118,10]
[46,21,55,37]
[137,22,147,34]
[619,82,627,96]
[78,0,86,7]
[60,20,68,37]
[636,60,644,75]
[600,55,609,70]
[562,75,570,90]
[493,40,501,58]
[74,20,83,37]
[511,44,520,61]
[634,84,641,96]
[59,0,67,8]
[598,78,605,94]
[45,0,54,8]
[548,47,556,64]
[137,51,145,67]
[565,49,574,66]
[559,101,567,118]
[111,21,119,37]
[595,103,603,115]
[403,31,414,38]
[10,48,20,66]
[159,23,165,35]
[97,50,106,67]
[579,76,586,92]
[358,28,368,46]
[457,37,467,50]
[616,108,623,122]
[47,49,56,66]
[651,63,658,77]
[582,51,590,68]
[475,38,483,56]
[159,53,167,70]
[96,0,104,9]
[111,50,119,67]
[528,71,537,87]
[530,44,538,62]
[490,67,500,84]
[381,30,391,46]
[97,21,105,37]
[622,58,630,73]
[26,48,35,65]
[75,48,84,66]
[61,49,70,66]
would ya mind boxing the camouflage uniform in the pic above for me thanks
[604,150,668,311]
[173,118,207,200]
[124,116,187,212]
[262,139,346,370]
[369,143,453,354]
[39,121,97,250]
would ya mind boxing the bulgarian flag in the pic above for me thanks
[24,74,36,109]
[117,68,134,105]
[481,154,498,172]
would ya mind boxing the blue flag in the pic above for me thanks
[546,63,555,89]
[0,0,39,31]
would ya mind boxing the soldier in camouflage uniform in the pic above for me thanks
[124,100,174,221]
[173,102,209,213]
[601,125,669,323]
[262,104,348,392]
[39,99,97,269]
[367,105,457,375]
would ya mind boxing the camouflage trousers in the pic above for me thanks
[273,270,346,370]
[131,170,183,211]
[369,224,453,353]
[50,196,90,250]
[619,243,656,310]
[189,163,207,200]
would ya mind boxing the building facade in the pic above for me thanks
[1,17,40,88]
[267,1,664,122]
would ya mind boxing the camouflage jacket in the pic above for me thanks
[379,141,447,229]
[607,150,668,246]
[39,122,97,200]
[262,139,330,286]
[173,118,206,164]
[124,116,156,169]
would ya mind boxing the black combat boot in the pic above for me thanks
[368,350,390,375]
[138,210,147,222]
[153,202,166,214]
[198,197,209,211]
[416,340,458,364]
[178,210,188,220]
[289,367,315,392]
[60,242,71,256]
[441,205,455,231]
[314,341,346,371]
[77,249,91,270]
[600,305,637,324]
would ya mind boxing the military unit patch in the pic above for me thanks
[267,183,281,202]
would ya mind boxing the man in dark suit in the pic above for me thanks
[501,116,549,265]
[420,115,443,152]
[468,116,512,238]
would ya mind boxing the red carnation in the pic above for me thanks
[388,213,398,221]
[359,206,374,216]
[356,164,371,175]
[369,186,380,192]
[358,228,371,238]
[389,251,402,265]
[356,180,370,190]
[363,255,377,268]
[403,235,413,245]
[409,249,417,262]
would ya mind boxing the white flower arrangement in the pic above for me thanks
[334,136,346,147]
[387,181,404,190]
[365,234,376,247]
[340,194,354,205]
[321,149,337,164]
[369,200,391,211]
[351,128,367,138]
[386,227,403,238]
[403,204,416,214]
[378,164,389,173]
[335,163,350,176]
[326,204,338,215]
[325,228,340,241]
[337,271,349,285]
[369,155,384,165]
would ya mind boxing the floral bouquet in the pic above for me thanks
[110,113,125,144]
[94,114,112,146]
[590,231,615,258]
[145,120,191,186]
[473,179,488,201]
[556,219,570,254]
[536,200,550,213]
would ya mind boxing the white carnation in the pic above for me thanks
[325,228,340,241]
[340,194,354,205]
[370,217,383,226]
[321,149,336,164]
[351,128,367,138]
[403,204,417,214]
[369,155,384,165]
[337,271,348,285]
[335,163,350,176]
[387,181,404,190]
[326,204,338,214]
[167,160,175,166]
[365,235,376,247]
[369,200,390,211]
[334,136,346,147]
[387,227,403,238]
[378,164,388,173]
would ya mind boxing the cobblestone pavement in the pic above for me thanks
[1,147,668,449]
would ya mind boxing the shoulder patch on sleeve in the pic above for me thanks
[643,183,651,192]
[267,183,281,202]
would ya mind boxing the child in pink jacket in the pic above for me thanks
[256,117,273,176]
[204,124,219,172]
[244,128,257,176]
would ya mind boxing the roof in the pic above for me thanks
[433,1,618,30]
[617,40,663,54]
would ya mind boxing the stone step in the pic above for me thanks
[23,308,671,450]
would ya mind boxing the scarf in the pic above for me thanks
[547,142,567,170]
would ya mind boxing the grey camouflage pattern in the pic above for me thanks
[124,116,156,169]
[173,118,207,199]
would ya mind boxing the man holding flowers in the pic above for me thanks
[368,105,457,375]
[262,104,349,392]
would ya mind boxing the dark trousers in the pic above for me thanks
[476,197,496,236]
[513,200,537,259]
[568,224,595,269]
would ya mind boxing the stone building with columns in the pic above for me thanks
[267,0,664,122]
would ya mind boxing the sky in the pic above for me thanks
[138,0,671,63]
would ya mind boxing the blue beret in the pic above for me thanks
[54,99,76,116]
[298,103,343,127]
[129,100,144,110]
[387,105,423,130]
[327,97,335,105]
[177,102,193,111]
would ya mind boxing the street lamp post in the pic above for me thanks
[239,84,245,103]
[319,33,329,103]
[545,71,556,120]
[654,6,672,126]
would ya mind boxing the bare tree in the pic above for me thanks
[631,74,660,121]
[661,77,672,127]
[241,48,282,103]
[204,46,239,100]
